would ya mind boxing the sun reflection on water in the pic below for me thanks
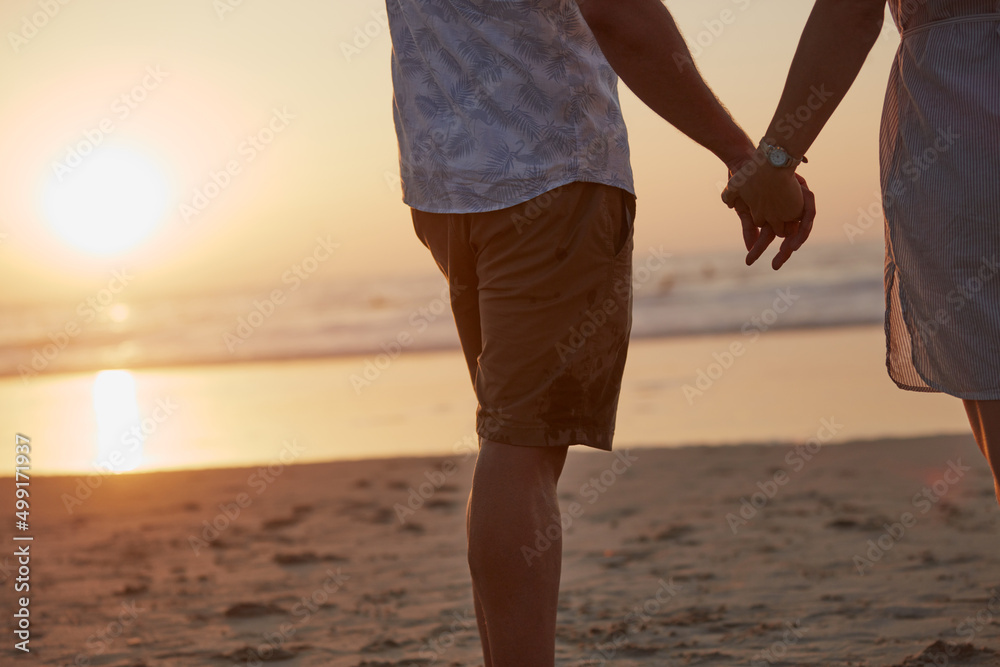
[92,370,143,473]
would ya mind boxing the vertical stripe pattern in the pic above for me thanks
[880,0,1000,399]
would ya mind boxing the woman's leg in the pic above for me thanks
[963,399,1000,504]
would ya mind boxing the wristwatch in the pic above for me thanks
[759,139,808,169]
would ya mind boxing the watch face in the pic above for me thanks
[768,148,788,168]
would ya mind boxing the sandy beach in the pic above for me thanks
[5,434,1000,666]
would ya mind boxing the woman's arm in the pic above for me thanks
[724,0,887,230]
[765,0,887,156]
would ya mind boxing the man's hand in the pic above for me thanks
[722,155,804,237]
[738,173,815,270]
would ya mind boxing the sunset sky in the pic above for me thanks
[0,0,899,306]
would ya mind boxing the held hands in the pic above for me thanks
[722,158,815,270]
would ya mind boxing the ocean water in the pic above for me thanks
[5,239,969,478]
[0,327,971,477]
[0,241,886,378]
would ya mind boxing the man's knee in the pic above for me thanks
[479,440,568,479]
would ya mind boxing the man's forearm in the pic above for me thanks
[578,0,754,170]
[764,0,886,157]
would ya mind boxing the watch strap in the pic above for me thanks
[759,139,808,168]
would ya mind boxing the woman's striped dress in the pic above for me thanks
[881,0,1000,399]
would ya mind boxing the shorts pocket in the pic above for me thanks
[613,191,636,258]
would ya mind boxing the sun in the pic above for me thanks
[42,144,171,256]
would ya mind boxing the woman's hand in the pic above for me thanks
[722,155,804,238]
[740,173,815,270]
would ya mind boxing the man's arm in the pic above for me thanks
[576,0,804,231]
[577,0,757,171]
[724,0,886,232]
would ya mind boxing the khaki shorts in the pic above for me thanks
[411,181,635,451]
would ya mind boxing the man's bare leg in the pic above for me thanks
[963,399,1000,504]
[467,492,493,664]
[467,440,569,667]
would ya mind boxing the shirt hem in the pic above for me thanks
[404,176,636,215]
